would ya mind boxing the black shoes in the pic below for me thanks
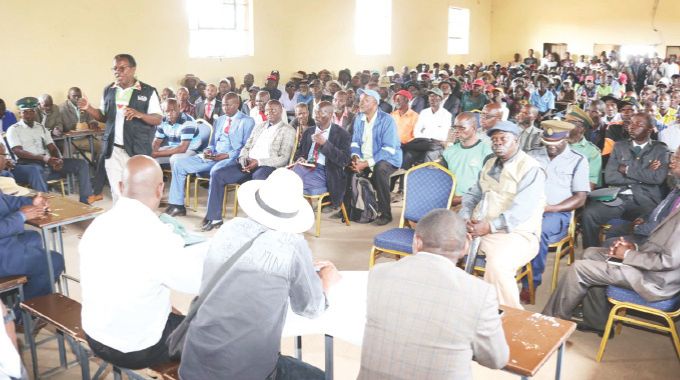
[201,220,223,232]
[576,323,615,339]
[373,215,393,226]
[164,205,187,217]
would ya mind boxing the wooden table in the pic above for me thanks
[283,271,576,380]
[25,195,104,293]
[500,306,576,379]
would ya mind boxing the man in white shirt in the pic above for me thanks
[402,88,452,168]
[80,155,202,369]
[249,90,270,125]
[659,118,680,152]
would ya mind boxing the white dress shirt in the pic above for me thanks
[249,121,281,160]
[413,106,452,141]
[6,120,54,156]
[79,197,203,353]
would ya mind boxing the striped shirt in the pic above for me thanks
[154,113,201,151]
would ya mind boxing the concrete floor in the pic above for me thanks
[17,185,680,380]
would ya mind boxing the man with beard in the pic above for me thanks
[581,113,669,249]
[516,104,542,152]
[521,120,589,303]
[460,121,545,309]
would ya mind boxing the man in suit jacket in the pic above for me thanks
[201,99,295,230]
[581,113,669,248]
[60,87,99,132]
[291,101,351,209]
[0,191,63,304]
[164,93,254,220]
[544,148,680,332]
[359,209,509,380]
[194,84,223,124]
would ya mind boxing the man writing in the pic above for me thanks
[77,53,163,203]
[80,156,202,369]
[291,101,351,211]
[359,209,509,379]
[460,121,546,309]
[179,168,339,379]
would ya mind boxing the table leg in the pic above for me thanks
[50,228,63,294]
[294,335,302,360]
[324,334,333,380]
[23,310,39,379]
[42,227,56,293]
[555,342,565,380]
[57,226,69,296]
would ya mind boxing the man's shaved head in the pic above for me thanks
[413,209,469,262]
[120,155,164,209]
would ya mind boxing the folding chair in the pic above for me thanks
[368,162,456,267]
[549,211,576,291]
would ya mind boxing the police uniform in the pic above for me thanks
[526,120,590,290]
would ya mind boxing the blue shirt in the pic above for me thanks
[1,111,18,132]
[529,90,555,113]
[155,113,201,151]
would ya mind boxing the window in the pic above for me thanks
[448,7,470,55]
[187,0,254,58]
[354,0,391,55]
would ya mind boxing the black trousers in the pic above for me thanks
[580,195,651,249]
[86,313,184,370]
[369,161,397,218]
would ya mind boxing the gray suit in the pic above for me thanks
[359,253,509,380]
[544,204,680,329]
[59,100,95,132]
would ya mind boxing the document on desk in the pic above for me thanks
[282,271,368,346]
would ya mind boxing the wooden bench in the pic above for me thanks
[21,293,179,380]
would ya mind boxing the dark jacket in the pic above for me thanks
[0,192,33,273]
[604,140,670,210]
[195,98,224,124]
[294,124,351,207]
[101,81,159,159]
[442,94,461,121]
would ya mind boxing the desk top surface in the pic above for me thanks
[25,195,104,228]
[500,306,576,377]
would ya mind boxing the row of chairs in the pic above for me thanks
[363,161,680,361]
[168,119,351,237]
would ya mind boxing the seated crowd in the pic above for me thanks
[2,49,680,379]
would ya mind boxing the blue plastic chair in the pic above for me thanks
[368,162,456,267]
[596,285,680,361]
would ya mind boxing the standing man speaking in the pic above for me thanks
[78,54,162,202]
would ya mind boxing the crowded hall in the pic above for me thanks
[3,0,680,379]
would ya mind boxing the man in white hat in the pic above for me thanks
[180,168,340,380]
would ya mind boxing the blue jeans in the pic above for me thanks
[291,164,328,195]
[205,164,276,221]
[523,211,571,288]
[20,160,93,202]
[168,156,236,206]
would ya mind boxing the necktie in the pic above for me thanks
[224,117,232,134]
[308,141,320,163]
[260,111,267,121]
[206,102,212,118]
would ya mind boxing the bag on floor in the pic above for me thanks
[348,174,378,223]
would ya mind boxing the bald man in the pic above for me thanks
[359,210,509,379]
[80,155,202,370]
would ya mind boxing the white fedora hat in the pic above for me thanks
[237,168,314,233]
